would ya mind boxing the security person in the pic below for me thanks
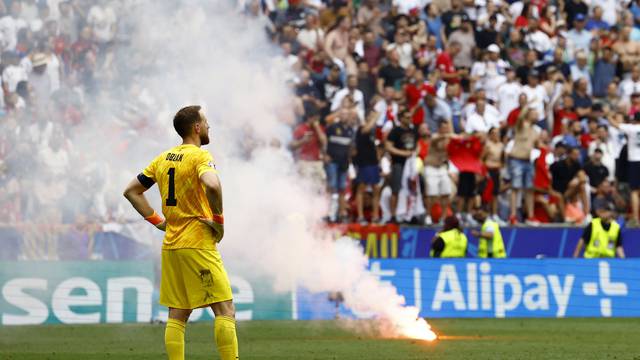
[573,202,625,258]
[471,205,507,258]
[431,216,468,258]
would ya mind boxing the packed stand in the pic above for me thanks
[0,0,154,259]
[270,0,640,227]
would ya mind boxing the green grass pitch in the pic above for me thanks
[1,318,639,359]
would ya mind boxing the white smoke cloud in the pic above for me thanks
[110,0,434,340]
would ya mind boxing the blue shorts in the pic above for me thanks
[509,158,533,189]
[356,165,380,185]
[325,162,348,191]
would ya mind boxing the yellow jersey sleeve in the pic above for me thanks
[142,155,161,180]
[196,151,217,178]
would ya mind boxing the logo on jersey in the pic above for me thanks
[208,161,216,169]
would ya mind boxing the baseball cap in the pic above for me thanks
[528,69,540,78]
[575,13,586,21]
[487,44,500,53]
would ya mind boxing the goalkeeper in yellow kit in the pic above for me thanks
[123,105,238,360]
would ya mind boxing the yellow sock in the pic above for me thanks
[214,315,239,360]
[165,318,186,360]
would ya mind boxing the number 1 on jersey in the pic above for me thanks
[166,167,177,206]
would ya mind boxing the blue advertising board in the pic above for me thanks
[297,259,640,319]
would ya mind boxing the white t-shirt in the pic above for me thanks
[497,81,522,121]
[619,123,640,161]
[297,28,325,50]
[87,6,117,43]
[331,88,365,122]
[470,60,509,101]
[0,16,27,51]
[2,64,28,93]
[619,78,640,104]
[465,109,501,134]
[387,42,413,69]
[522,84,548,121]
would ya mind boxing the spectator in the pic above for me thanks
[609,112,640,226]
[522,70,548,128]
[424,3,444,50]
[87,0,117,45]
[619,64,640,105]
[436,40,465,84]
[447,14,475,69]
[592,46,616,98]
[550,146,591,223]
[362,30,382,73]
[331,74,365,122]
[291,106,327,191]
[585,6,610,32]
[325,16,353,72]
[448,133,483,225]
[465,97,501,135]
[377,49,404,92]
[441,0,466,38]
[583,148,609,189]
[508,108,539,224]
[384,109,417,223]
[497,68,523,124]
[324,108,357,223]
[297,13,325,51]
[387,28,413,69]
[483,127,505,223]
[423,84,452,134]
[373,86,398,136]
[572,78,593,119]
[354,111,381,224]
[567,13,592,55]
[612,26,640,71]
[444,83,463,133]
[588,124,615,180]
[570,51,592,93]
[469,44,509,103]
[423,121,453,225]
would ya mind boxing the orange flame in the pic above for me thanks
[399,318,437,341]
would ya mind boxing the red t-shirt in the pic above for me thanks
[447,136,483,173]
[417,138,429,160]
[436,51,458,84]
[405,82,431,126]
[514,16,529,29]
[533,146,551,190]
[553,109,579,136]
[580,133,595,150]
[506,107,522,127]
[293,123,323,161]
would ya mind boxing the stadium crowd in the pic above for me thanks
[2,0,640,261]
[270,0,640,227]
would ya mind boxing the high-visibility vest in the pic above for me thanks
[438,229,468,258]
[584,218,620,258]
[478,220,507,258]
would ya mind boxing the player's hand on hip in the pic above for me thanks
[198,217,224,242]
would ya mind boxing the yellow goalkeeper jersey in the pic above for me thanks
[139,144,220,249]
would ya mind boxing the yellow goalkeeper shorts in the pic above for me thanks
[160,248,233,309]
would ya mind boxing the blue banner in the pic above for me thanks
[297,259,640,319]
